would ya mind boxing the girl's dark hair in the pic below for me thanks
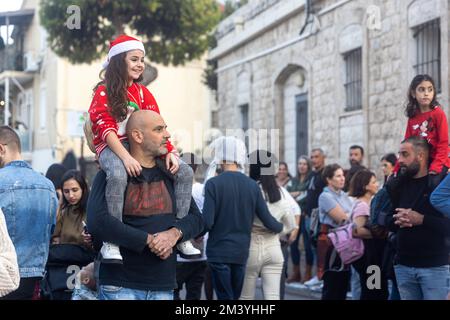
[322,163,342,184]
[405,74,439,118]
[296,155,312,180]
[45,163,67,190]
[348,169,376,198]
[249,150,281,203]
[94,52,143,122]
[60,170,90,211]
[381,153,397,167]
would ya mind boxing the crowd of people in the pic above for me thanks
[0,34,449,301]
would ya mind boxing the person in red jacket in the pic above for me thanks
[88,34,200,263]
[392,74,450,190]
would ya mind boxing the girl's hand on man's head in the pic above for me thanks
[166,152,180,174]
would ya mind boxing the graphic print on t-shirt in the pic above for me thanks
[124,180,173,217]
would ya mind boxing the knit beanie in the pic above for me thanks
[204,136,247,183]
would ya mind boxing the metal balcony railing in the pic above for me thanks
[0,47,24,73]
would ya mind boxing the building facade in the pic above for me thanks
[210,0,450,177]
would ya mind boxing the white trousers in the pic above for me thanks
[240,234,284,300]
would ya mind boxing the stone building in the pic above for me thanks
[210,0,449,177]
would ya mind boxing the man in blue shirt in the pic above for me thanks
[203,137,283,300]
[0,126,57,300]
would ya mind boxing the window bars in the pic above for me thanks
[413,19,441,93]
[344,48,362,112]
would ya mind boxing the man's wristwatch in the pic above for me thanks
[174,227,183,240]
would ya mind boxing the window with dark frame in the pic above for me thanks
[211,110,219,127]
[240,104,249,132]
[344,48,362,112]
[240,103,249,149]
[295,94,308,160]
[413,19,441,93]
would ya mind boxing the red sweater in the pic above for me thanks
[88,83,174,155]
[403,106,450,173]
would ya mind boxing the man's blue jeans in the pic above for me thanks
[98,285,174,300]
[394,264,450,300]
[208,262,246,300]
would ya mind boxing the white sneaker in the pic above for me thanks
[100,242,123,264]
[177,240,201,259]
[304,276,321,287]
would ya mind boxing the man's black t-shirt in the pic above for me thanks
[87,167,204,292]
[100,167,178,290]
[386,175,450,268]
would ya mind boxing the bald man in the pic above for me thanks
[87,110,204,300]
[0,126,57,300]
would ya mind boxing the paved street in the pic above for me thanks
[178,278,320,301]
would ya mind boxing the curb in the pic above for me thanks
[285,283,322,300]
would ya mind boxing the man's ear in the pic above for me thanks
[0,143,6,155]
[130,129,143,144]
[417,149,427,163]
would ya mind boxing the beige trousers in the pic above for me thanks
[240,234,284,300]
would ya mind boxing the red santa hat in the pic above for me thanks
[102,34,145,69]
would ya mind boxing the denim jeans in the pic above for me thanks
[290,216,314,266]
[350,266,361,300]
[394,264,450,300]
[208,262,246,300]
[98,285,174,300]
[72,284,98,300]
[388,279,401,300]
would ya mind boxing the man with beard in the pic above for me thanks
[344,145,366,192]
[385,136,450,300]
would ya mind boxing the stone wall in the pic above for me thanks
[213,0,449,178]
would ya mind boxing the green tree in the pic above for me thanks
[39,0,221,66]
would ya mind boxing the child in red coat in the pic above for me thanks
[393,74,450,189]
[88,35,200,262]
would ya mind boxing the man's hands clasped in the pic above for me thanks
[393,208,424,228]
[147,228,182,260]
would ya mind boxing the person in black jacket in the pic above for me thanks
[87,110,204,300]
[386,136,450,300]
[202,137,283,300]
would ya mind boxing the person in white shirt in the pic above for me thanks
[0,208,20,297]
[240,150,299,300]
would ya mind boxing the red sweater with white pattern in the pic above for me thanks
[88,83,174,155]
[403,106,450,173]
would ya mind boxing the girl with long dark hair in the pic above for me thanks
[51,170,90,247]
[286,156,314,283]
[397,75,450,187]
[240,151,298,300]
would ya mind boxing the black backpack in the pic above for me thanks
[370,186,392,227]
[40,244,95,300]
